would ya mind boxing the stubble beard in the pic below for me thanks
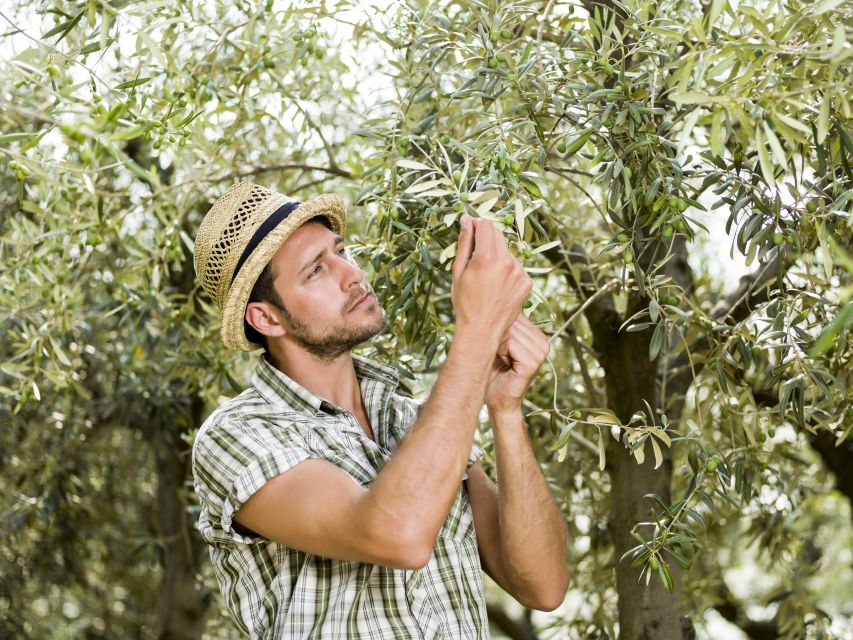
[282,299,388,362]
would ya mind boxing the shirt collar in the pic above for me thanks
[252,353,400,416]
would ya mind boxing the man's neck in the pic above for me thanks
[265,350,364,416]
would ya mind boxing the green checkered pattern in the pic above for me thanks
[192,354,488,639]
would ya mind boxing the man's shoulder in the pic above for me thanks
[192,387,311,459]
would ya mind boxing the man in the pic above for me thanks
[192,181,568,639]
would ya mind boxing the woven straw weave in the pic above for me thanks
[194,182,291,309]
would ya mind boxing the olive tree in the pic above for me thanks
[1,1,850,639]
[354,1,852,638]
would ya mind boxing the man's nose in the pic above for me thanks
[338,253,365,289]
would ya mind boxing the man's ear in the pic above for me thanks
[245,301,287,340]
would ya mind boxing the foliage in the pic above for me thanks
[1,1,851,639]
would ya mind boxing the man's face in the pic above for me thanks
[262,221,387,361]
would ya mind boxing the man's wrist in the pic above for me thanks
[453,324,501,354]
[486,404,524,424]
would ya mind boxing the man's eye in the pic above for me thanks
[309,265,321,277]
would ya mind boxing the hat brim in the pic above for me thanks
[219,193,347,351]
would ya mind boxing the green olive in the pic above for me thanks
[500,28,512,40]
[556,141,568,153]
[503,213,514,225]
[623,250,634,264]
[452,169,463,183]
[662,225,674,237]
[616,233,629,243]
[773,232,783,245]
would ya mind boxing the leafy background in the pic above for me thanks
[1,1,851,639]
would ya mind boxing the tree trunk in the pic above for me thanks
[603,327,685,640]
[151,393,208,640]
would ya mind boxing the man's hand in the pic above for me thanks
[450,213,533,350]
[485,310,550,415]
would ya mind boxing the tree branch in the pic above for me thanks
[712,575,778,640]
[536,218,620,361]
[214,162,353,182]
[666,246,794,401]
[486,603,538,640]
[752,388,853,522]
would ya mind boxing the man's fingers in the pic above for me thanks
[451,214,475,281]
[472,216,498,258]
[503,314,551,359]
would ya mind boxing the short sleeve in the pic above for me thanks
[402,397,484,481]
[192,419,313,546]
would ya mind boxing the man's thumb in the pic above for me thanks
[452,214,475,281]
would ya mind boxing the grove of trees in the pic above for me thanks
[1,1,850,639]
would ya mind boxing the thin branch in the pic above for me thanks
[217,162,353,182]
[711,573,778,640]
[535,220,620,357]
[0,10,115,95]
[544,165,608,226]
[567,326,605,407]
[486,603,539,640]
[666,246,794,400]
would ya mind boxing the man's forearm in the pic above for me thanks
[362,331,495,554]
[490,407,569,605]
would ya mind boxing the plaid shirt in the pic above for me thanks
[192,354,488,639]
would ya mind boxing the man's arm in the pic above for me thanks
[464,307,569,610]
[466,409,569,611]
[234,216,533,568]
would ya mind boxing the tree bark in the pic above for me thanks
[539,224,688,638]
[602,303,686,640]
[151,392,208,640]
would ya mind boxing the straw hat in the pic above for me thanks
[194,181,347,351]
